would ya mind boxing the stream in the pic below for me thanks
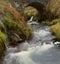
[3,18,60,64]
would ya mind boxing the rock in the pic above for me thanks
[9,33,23,46]
[24,6,39,21]
[26,2,47,21]
[54,42,60,47]
[9,0,48,12]
[9,0,52,21]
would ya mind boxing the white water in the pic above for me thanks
[4,44,54,64]
[4,19,60,64]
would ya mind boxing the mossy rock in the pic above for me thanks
[24,6,39,21]
[50,21,60,40]
[24,6,38,17]
[0,31,7,57]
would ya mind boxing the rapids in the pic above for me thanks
[4,17,60,64]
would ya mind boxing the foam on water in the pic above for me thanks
[4,41,60,64]
[4,43,54,64]
[4,24,56,64]
[4,19,59,64]
[29,25,55,45]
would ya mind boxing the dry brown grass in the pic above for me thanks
[46,0,60,17]
[6,3,26,27]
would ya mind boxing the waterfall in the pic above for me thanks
[27,16,39,25]
[4,18,60,64]
[28,16,34,22]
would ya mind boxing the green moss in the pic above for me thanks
[42,20,51,25]
[42,18,60,41]
[23,25,32,40]
[4,14,32,40]
[0,0,32,48]
[42,18,60,25]
[50,22,60,40]
[50,18,60,25]
[4,14,20,30]
[0,21,6,33]
[0,31,7,57]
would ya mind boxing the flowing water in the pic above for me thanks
[3,18,60,64]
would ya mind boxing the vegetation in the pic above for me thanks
[24,6,39,21]
[0,0,60,58]
[42,18,60,25]
[0,0,32,57]
[0,31,7,57]
[42,0,60,41]
[50,19,60,40]
[46,0,60,18]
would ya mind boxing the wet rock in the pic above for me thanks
[0,59,3,64]
[9,33,24,46]
[54,42,60,47]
